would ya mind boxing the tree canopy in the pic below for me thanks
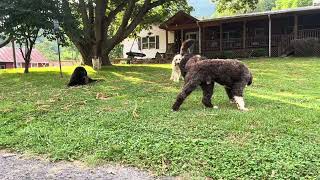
[0,0,65,73]
[213,0,313,17]
[1,0,191,67]
[59,0,191,65]
[273,0,312,10]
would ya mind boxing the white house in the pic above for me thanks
[122,25,174,59]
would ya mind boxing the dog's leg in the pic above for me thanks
[234,96,248,111]
[225,87,235,104]
[170,70,175,81]
[231,84,248,111]
[172,80,199,111]
[200,83,214,108]
[171,66,180,82]
[170,64,175,81]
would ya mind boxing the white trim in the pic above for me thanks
[185,32,199,41]
[268,15,272,57]
[141,35,159,50]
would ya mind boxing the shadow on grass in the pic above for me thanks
[1,64,318,113]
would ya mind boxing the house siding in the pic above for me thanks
[122,25,174,59]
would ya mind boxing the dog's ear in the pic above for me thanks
[180,39,195,55]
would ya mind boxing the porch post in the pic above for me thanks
[220,23,223,52]
[294,15,298,39]
[198,23,202,54]
[181,29,184,44]
[243,20,246,49]
[165,30,168,52]
[268,15,272,57]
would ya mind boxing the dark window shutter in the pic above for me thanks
[156,36,159,49]
[138,38,141,50]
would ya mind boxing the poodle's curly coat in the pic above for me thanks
[172,39,253,111]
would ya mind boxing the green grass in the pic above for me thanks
[0,57,320,178]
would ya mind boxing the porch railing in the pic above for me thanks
[202,28,320,52]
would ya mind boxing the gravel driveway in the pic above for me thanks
[0,151,169,180]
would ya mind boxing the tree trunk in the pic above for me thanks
[101,50,112,66]
[24,62,29,73]
[77,44,93,66]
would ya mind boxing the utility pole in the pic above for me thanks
[11,39,17,68]
[53,20,63,78]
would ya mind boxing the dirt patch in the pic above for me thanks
[0,150,172,180]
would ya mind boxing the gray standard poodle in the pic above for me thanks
[172,39,253,111]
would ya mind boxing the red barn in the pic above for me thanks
[0,47,49,69]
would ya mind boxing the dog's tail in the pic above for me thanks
[247,72,253,86]
[180,39,195,55]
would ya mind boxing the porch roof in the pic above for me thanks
[161,6,320,30]
[159,11,199,30]
[200,6,320,25]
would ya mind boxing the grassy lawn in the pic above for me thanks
[0,57,319,178]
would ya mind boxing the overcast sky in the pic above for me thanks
[188,0,216,18]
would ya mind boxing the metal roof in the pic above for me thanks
[200,6,320,23]
[0,47,49,63]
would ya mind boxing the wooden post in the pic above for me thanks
[294,15,298,39]
[220,24,223,52]
[243,21,246,49]
[198,24,202,54]
[11,39,17,68]
[165,30,168,52]
[181,29,184,44]
[268,15,272,57]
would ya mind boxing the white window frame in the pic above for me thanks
[140,36,159,50]
[148,36,156,49]
[142,37,149,49]
[185,32,199,41]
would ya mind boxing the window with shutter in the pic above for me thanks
[142,37,148,49]
[149,36,156,49]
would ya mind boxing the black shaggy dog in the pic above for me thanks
[68,66,97,87]
[172,39,253,111]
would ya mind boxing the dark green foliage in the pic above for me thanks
[0,0,65,73]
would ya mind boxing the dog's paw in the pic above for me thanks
[213,106,219,109]
[240,108,249,112]
[172,106,180,112]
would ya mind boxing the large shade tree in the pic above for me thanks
[59,0,191,66]
[0,0,64,73]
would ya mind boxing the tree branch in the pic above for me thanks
[79,0,90,39]
[109,0,174,48]
[0,36,12,48]
[104,1,126,29]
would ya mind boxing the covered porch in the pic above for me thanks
[161,7,320,58]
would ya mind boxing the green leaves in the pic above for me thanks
[273,0,313,10]
[213,0,313,17]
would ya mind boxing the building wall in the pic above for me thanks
[5,63,14,68]
[122,25,174,59]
